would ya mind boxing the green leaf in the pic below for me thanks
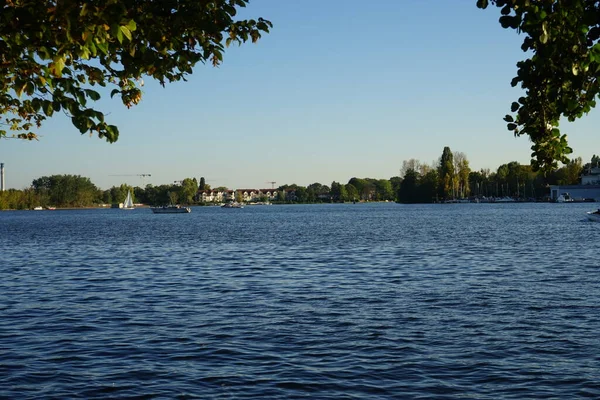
[50,56,65,77]
[42,101,54,116]
[507,123,517,131]
[119,26,131,42]
[96,41,108,55]
[31,98,41,112]
[85,89,101,101]
[503,114,514,123]
[127,19,137,31]
[15,82,27,97]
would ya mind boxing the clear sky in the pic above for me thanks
[2,0,600,190]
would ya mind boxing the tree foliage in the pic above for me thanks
[31,174,99,206]
[438,146,454,199]
[478,0,600,171]
[0,0,271,140]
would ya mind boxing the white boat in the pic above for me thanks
[151,205,191,214]
[221,202,244,208]
[586,210,600,222]
[123,190,134,210]
[495,196,516,203]
[556,193,573,203]
[32,206,43,211]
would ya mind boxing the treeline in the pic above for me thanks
[0,175,99,209]
[0,147,595,209]
[391,147,591,203]
[279,147,592,204]
[0,176,201,210]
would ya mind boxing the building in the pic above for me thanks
[197,189,232,203]
[549,185,600,201]
[549,167,600,201]
[581,167,600,185]
[197,189,280,203]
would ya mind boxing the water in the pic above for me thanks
[1,203,599,399]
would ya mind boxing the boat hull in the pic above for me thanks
[151,206,191,214]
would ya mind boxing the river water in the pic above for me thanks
[1,203,599,399]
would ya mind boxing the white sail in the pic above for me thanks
[123,190,134,209]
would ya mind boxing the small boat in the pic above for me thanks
[495,196,516,203]
[586,210,600,222]
[32,206,43,211]
[123,190,135,210]
[221,202,244,208]
[151,205,191,214]
[556,193,573,203]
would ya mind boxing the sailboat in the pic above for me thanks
[123,190,135,210]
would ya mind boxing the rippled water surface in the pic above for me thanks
[1,203,600,399]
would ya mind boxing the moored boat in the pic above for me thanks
[151,205,191,214]
[221,202,244,208]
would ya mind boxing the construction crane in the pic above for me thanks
[266,181,276,189]
[109,174,151,177]
[109,174,151,186]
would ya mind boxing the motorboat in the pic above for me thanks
[221,202,244,208]
[556,193,573,203]
[151,205,191,214]
[586,210,600,222]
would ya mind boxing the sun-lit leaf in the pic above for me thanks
[119,26,132,42]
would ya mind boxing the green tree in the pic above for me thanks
[307,182,330,202]
[552,157,584,185]
[199,177,206,191]
[418,169,439,203]
[397,169,419,203]
[478,0,600,171]
[31,174,98,206]
[233,190,242,203]
[277,190,286,203]
[338,184,348,202]
[1,1,271,141]
[168,191,179,205]
[438,146,454,200]
[453,151,471,198]
[345,183,358,202]
[330,181,342,202]
[180,177,198,204]
[374,179,394,201]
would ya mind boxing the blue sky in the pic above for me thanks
[3,0,600,190]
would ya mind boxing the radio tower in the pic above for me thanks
[0,163,5,191]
